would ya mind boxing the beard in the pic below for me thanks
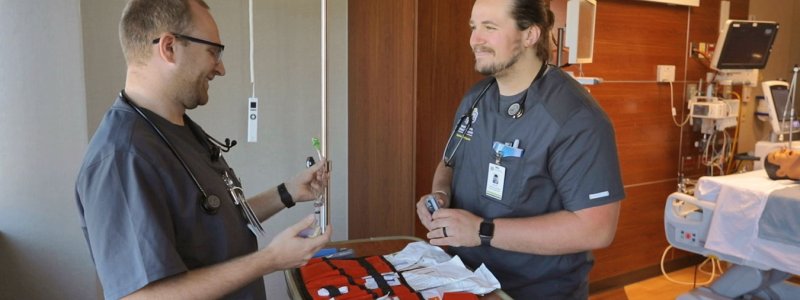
[474,42,524,77]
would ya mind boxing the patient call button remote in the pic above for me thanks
[247,97,258,143]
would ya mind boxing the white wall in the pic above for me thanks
[750,0,799,91]
[0,0,100,299]
[1,0,347,299]
[739,0,800,147]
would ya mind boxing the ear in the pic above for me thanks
[524,26,541,48]
[155,33,178,64]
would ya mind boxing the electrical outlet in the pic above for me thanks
[657,65,676,83]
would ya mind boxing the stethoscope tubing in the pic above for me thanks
[120,91,216,211]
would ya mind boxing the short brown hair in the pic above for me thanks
[510,0,554,62]
[119,0,209,64]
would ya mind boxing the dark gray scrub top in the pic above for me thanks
[75,96,264,299]
[444,66,625,299]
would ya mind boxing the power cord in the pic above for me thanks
[660,245,722,286]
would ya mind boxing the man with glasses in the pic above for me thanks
[415,0,624,298]
[75,0,331,299]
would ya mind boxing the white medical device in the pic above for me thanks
[762,80,800,136]
[564,0,596,64]
[687,96,740,134]
[247,97,258,143]
[688,97,738,120]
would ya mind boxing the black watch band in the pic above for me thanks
[479,218,494,246]
[277,183,295,208]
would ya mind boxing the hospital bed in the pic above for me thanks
[665,170,800,299]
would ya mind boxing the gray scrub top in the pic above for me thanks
[444,66,625,299]
[75,96,264,299]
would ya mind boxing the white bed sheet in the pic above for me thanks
[695,170,800,274]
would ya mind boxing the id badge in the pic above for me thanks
[486,163,505,200]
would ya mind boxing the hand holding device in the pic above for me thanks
[425,195,440,214]
[266,215,331,269]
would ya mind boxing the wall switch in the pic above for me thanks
[657,65,676,83]
[247,97,258,143]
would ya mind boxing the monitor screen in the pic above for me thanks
[565,0,596,64]
[762,80,800,135]
[772,88,790,120]
[711,20,778,70]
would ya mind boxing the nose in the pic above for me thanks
[215,61,226,77]
[470,29,484,49]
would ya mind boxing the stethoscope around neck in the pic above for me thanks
[119,90,235,215]
[443,80,495,167]
[442,63,547,167]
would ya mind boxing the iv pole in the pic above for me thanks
[788,65,799,149]
[319,0,329,234]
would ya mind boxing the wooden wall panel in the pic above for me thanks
[348,0,417,238]
[414,1,483,238]
[568,0,751,283]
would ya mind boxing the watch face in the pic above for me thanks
[479,221,494,237]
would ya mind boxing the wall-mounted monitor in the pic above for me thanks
[564,0,597,64]
[711,20,779,70]
[762,80,800,135]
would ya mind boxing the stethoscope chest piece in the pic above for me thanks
[507,102,523,119]
[202,194,221,214]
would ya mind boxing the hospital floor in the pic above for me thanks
[589,266,719,300]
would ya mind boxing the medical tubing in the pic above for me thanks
[788,65,799,148]
[702,130,731,176]
[781,86,792,143]
[702,132,714,171]
[125,95,210,200]
[725,91,743,174]
[660,245,718,285]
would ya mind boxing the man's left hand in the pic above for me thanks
[426,208,483,247]
[286,158,329,202]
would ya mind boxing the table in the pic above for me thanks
[284,236,511,299]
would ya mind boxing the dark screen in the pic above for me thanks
[717,21,778,69]
[771,86,794,121]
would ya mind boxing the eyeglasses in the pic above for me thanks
[152,32,225,63]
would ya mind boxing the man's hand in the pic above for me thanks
[260,215,332,270]
[286,158,330,203]
[426,208,482,247]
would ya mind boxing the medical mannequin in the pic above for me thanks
[765,148,800,180]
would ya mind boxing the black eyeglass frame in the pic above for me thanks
[152,32,225,62]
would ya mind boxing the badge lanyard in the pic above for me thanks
[484,64,545,200]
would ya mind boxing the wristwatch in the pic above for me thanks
[479,218,494,246]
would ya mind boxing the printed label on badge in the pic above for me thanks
[486,163,505,200]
